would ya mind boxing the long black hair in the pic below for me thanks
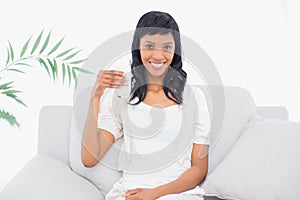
[129,11,187,105]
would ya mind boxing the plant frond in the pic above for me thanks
[56,47,75,58]
[47,58,56,81]
[6,47,10,66]
[39,30,51,54]
[62,63,66,84]
[0,81,13,90]
[36,58,50,77]
[7,68,25,73]
[63,49,81,61]
[47,37,64,55]
[8,41,14,61]
[20,36,32,58]
[31,29,44,55]
[0,109,20,127]
[0,81,27,107]
[70,59,88,65]
[72,67,78,88]
[72,67,93,74]
[14,62,32,67]
[67,65,71,87]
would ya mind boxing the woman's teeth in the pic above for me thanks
[150,62,164,69]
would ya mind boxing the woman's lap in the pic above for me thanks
[106,192,203,200]
[157,194,203,200]
[105,182,203,200]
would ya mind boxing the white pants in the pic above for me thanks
[158,194,203,200]
[105,184,203,200]
[106,193,203,200]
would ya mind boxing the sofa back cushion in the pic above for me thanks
[38,105,73,163]
[203,86,257,174]
[203,118,300,200]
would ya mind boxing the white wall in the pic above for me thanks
[0,0,298,191]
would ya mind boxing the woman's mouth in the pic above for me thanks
[150,62,165,70]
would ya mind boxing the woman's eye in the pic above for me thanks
[163,46,173,51]
[145,44,154,49]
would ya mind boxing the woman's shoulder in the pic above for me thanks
[185,84,206,100]
[100,88,125,106]
[100,88,114,103]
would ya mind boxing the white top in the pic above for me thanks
[98,85,211,195]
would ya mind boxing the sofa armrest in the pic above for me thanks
[0,154,103,200]
[257,106,289,121]
[38,105,73,164]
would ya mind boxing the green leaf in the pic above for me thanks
[31,29,44,55]
[53,59,58,79]
[1,90,27,107]
[48,37,64,55]
[67,65,71,87]
[69,58,88,65]
[15,62,32,67]
[56,47,75,58]
[47,58,56,81]
[72,67,78,88]
[8,41,14,61]
[6,47,10,66]
[72,67,94,74]
[7,69,25,74]
[14,98,27,107]
[0,81,13,90]
[62,63,66,84]
[6,94,27,107]
[63,49,81,61]
[20,36,31,58]
[39,30,51,54]
[37,58,51,77]
[0,110,20,127]
[2,90,22,95]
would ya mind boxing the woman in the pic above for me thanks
[81,11,211,200]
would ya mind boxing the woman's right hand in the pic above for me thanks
[93,70,128,99]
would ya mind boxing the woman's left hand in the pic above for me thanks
[124,188,157,200]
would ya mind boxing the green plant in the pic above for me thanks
[0,29,93,127]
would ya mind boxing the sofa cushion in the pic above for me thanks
[205,86,257,174]
[203,118,300,200]
[69,112,122,194]
[0,154,103,200]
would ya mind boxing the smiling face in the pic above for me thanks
[140,33,175,83]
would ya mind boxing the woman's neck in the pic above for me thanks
[147,83,163,93]
[146,73,165,92]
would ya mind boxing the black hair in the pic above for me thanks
[129,11,187,105]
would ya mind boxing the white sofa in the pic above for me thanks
[1,86,297,200]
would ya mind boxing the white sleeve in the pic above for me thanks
[97,89,124,140]
[191,86,211,145]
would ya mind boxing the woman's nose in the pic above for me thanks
[151,49,164,60]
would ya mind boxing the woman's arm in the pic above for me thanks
[81,95,115,167]
[81,70,127,167]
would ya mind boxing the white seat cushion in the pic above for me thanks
[0,154,103,200]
